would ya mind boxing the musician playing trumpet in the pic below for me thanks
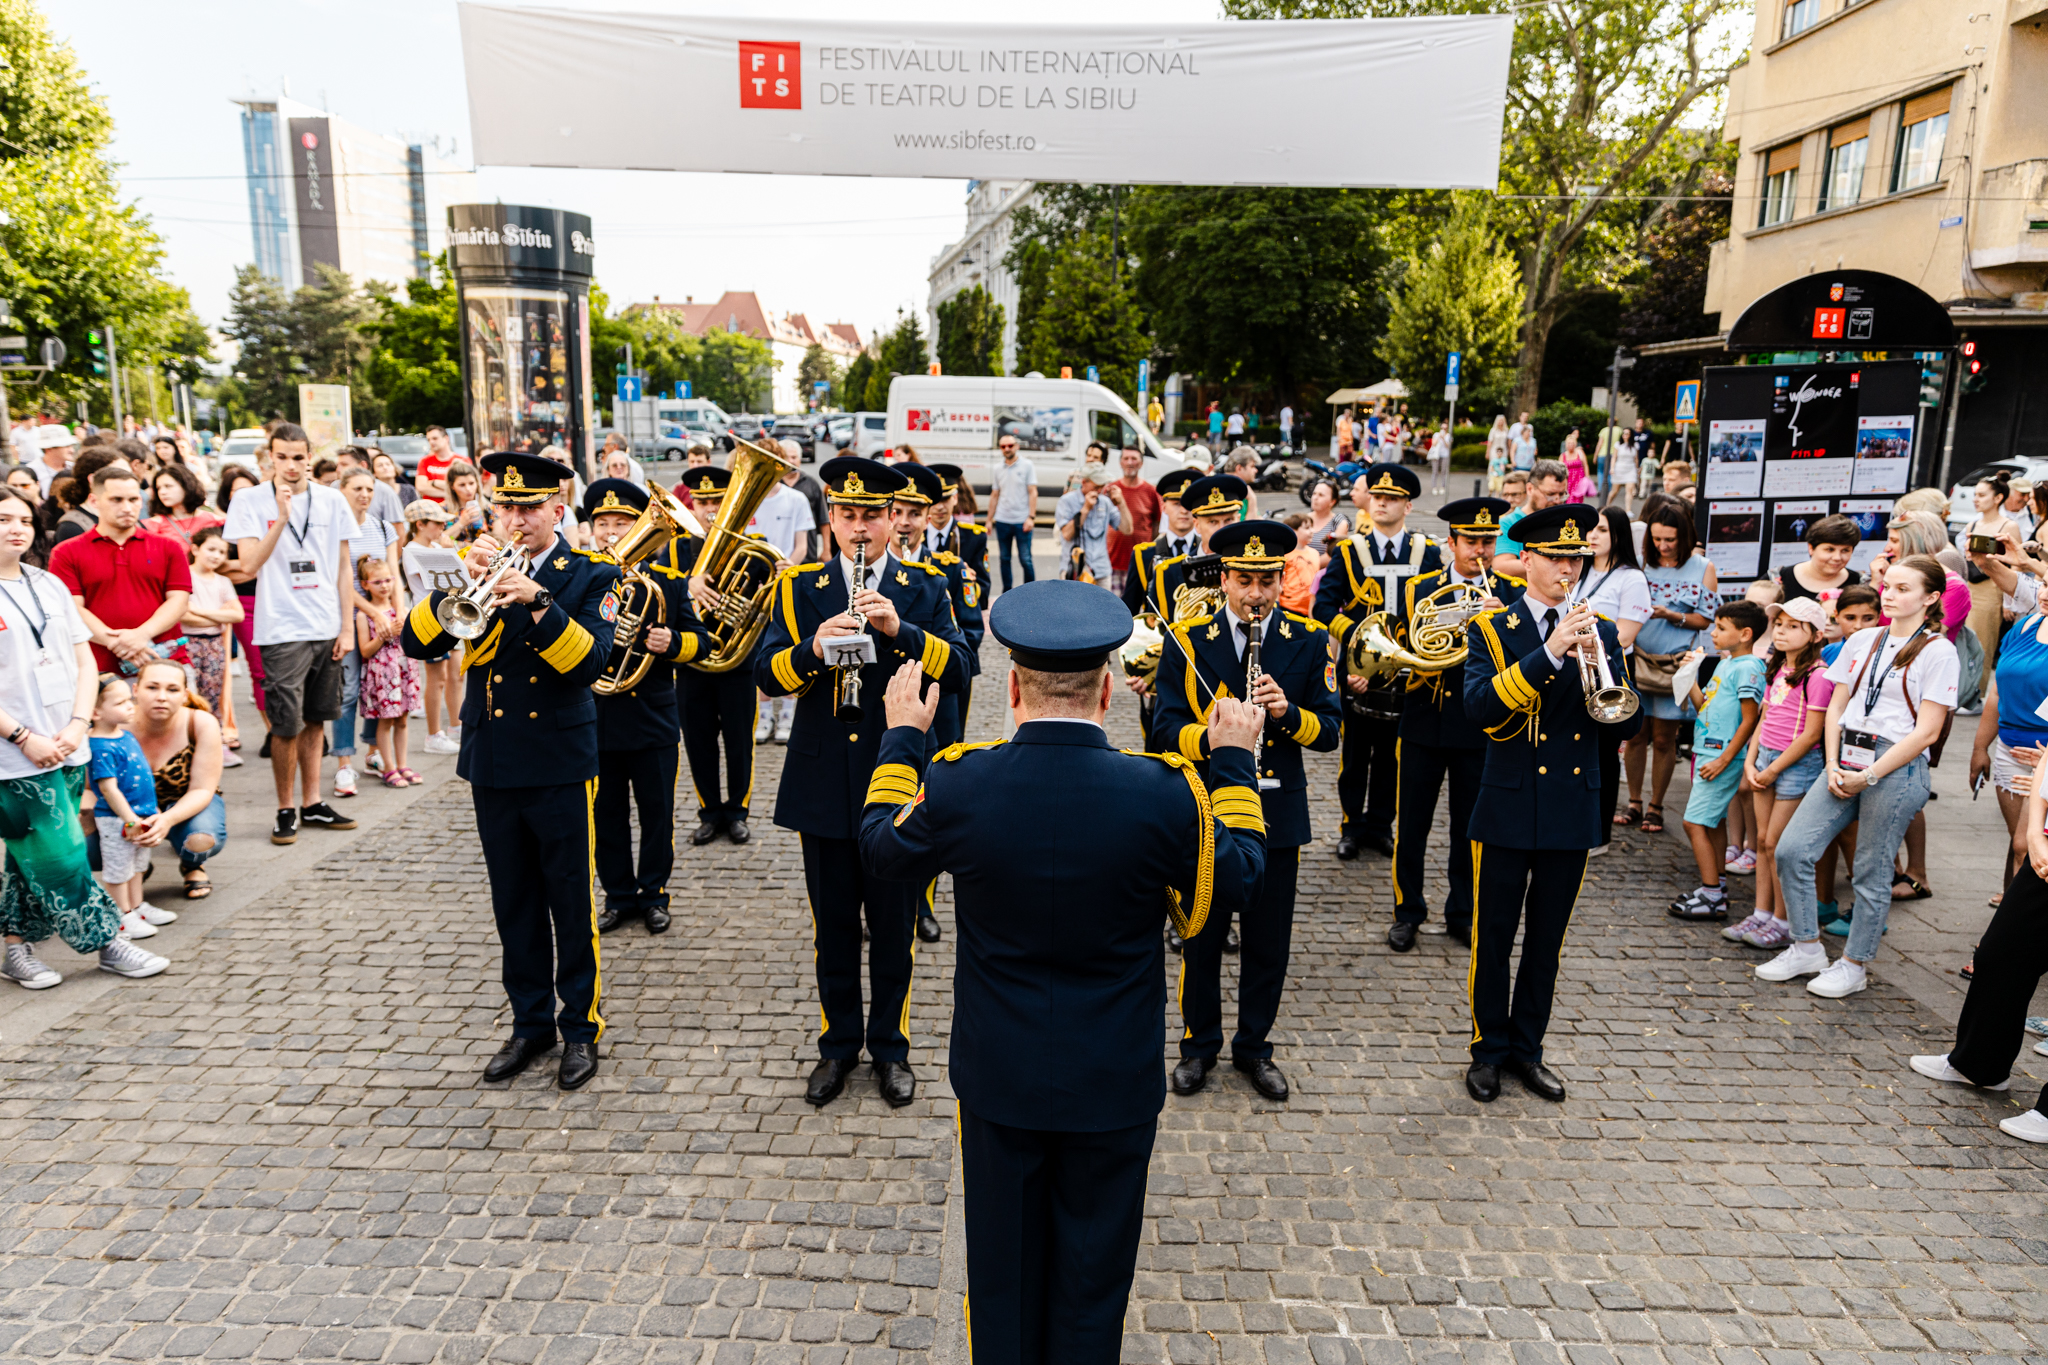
[1386,498,1526,954]
[1152,519,1342,1104]
[400,451,622,1091]
[755,457,970,1110]
[1460,504,1641,1108]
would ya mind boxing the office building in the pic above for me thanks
[927,180,1036,378]
[623,293,864,412]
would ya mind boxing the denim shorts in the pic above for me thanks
[1754,744,1825,799]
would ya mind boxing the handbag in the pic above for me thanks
[1631,649,1686,697]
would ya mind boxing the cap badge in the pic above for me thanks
[501,466,527,491]
[1474,510,1495,527]
[599,492,625,512]
[842,472,866,497]
[1559,520,1584,544]
[1371,473,1403,494]
[1245,536,1266,558]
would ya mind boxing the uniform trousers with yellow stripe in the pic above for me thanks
[1179,845,1299,1063]
[801,834,917,1064]
[474,779,605,1045]
[680,665,757,825]
[595,745,680,916]
[1468,844,1587,1068]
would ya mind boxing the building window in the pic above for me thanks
[1781,0,1818,40]
[1894,86,1951,192]
[1760,143,1801,227]
[1819,118,1868,211]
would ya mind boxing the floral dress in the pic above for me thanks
[358,610,424,720]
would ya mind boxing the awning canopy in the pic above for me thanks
[1325,379,1408,404]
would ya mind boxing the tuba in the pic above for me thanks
[593,483,701,695]
[1344,581,1492,686]
[1119,618,1164,685]
[685,435,797,674]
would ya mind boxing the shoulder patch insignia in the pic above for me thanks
[599,591,619,622]
[1206,622,1220,641]
[893,789,925,827]
[553,557,569,571]
[1325,661,1338,693]
[1504,613,1520,631]
[895,569,910,585]
[1279,620,1293,639]
[815,573,831,589]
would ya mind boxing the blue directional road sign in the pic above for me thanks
[1673,380,1699,424]
[616,374,642,403]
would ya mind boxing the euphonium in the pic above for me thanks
[685,434,798,674]
[592,483,702,695]
[436,544,533,641]
[1119,618,1164,685]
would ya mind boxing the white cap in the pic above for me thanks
[36,424,76,451]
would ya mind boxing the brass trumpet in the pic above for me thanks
[435,544,533,641]
[1571,606,1640,722]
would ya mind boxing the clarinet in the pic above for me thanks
[1245,606,1264,702]
[835,541,869,723]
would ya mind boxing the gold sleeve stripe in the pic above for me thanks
[865,763,921,807]
[771,647,804,693]
[407,598,443,646]
[1292,709,1322,746]
[675,632,700,663]
[1331,612,1355,642]
[1209,786,1267,834]
[1493,661,1538,710]
[1177,724,1206,763]
[920,630,951,680]
[538,619,594,673]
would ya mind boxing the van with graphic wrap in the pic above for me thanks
[886,375,1181,499]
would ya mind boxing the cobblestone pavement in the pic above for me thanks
[5,520,2048,1364]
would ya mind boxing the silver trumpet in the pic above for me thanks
[1569,604,1639,723]
[436,543,533,641]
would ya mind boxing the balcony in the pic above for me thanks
[1969,159,2048,272]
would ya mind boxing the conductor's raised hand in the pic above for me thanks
[883,660,939,732]
[1208,695,1264,752]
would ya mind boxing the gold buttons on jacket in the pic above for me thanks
[530,677,537,684]
[1574,767,1581,775]
[494,709,504,717]
[1538,765,1547,774]
[530,712,538,719]
[493,674,502,683]
[849,733,859,742]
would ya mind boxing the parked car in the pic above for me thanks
[217,429,268,470]
[883,375,1180,500]
[373,433,431,478]
[1947,458,2046,536]
[728,413,769,444]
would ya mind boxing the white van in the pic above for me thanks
[622,398,731,460]
[886,375,1181,497]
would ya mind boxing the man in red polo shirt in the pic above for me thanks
[49,466,192,674]
[415,425,457,504]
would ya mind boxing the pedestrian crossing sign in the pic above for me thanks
[1673,380,1699,425]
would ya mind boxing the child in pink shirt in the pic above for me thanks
[1726,597,1835,948]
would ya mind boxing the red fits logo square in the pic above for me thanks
[1812,307,1846,339]
[739,42,801,109]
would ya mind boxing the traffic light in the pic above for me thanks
[87,330,108,376]
[1918,361,1945,407]
[1960,340,1989,396]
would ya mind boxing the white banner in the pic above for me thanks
[457,6,1513,189]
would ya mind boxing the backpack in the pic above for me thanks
[1953,624,1986,714]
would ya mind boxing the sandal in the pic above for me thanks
[381,770,408,788]
[1640,805,1666,834]
[182,873,212,900]
[1891,873,1932,901]
[1614,801,1642,828]
[398,768,423,786]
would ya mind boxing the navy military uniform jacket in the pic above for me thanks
[923,549,984,670]
[857,721,1268,1131]
[1123,535,1204,621]
[1312,530,1444,655]
[1395,569,1527,750]
[755,551,971,839]
[401,536,622,788]
[1150,609,1342,849]
[1462,604,1642,848]
[594,539,714,751]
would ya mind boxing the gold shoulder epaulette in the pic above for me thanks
[1172,612,1214,635]
[934,738,1007,763]
[1121,748,1189,770]
[913,559,946,576]
[1496,572,1527,587]
[1282,610,1326,633]
[956,520,983,533]
[933,550,961,565]
[779,560,824,582]
[570,546,608,559]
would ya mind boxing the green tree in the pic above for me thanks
[1376,196,1523,420]
[1227,0,1746,415]
[933,284,1005,377]
[1018,231,1147,400]
[222,263,386,429]
[0,0,183,423]
[796,342,842,408]
[842,347,877,413]
[697,329,776,413]
[221,266,300,422]
[1618,167,1732,421]
[1127,185,1390,409]
[367,260,463,432]
[865,312,928,411]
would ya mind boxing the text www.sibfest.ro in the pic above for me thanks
[893,130,1039,151]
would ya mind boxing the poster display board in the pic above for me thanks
[297,384,352,460]
[1695,361,1919,592]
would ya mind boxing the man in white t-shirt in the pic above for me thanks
[223,423,361,847]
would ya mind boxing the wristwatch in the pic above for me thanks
[531,588,553,609]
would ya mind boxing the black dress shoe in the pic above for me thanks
[916,912,942,942]
[727,819,751,844]
[644,903,672,934]
[1223,926,1241,955]
[1362,832,1396,857]
[596,904,628,933]
[1466,1062,1501,1103]
[690,820,722,846]
[558,1041,599,1091]
[1234,1056,1289,1102]
[1171,1054,1215,1095]
[1335,835,1360,860]
[873,1059,917,1107]
[1447,922,1472,948]
[805,1057,854,1106]
[1387,922,1418,952]
[482,1035,555,1083]
[1509,1058,1566,1102]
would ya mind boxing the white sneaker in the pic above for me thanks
[334,765,358,797]
[222,750,244,768]
[117,910,159,940]
[1909,1053,2010,1089]
[1756,939,1830,982]
[772,714,792,744]
[3,941,61,989]
[1808,958,1869,998]
[2034,1038,2048,1057]
[98,937,168,978]
[753,712,774,743]
[136,902,178,926]
[423,732,460,755]
[365,751,385,774]
[2000,1109,2048,1143]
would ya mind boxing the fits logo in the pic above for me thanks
[1811,307,1846,340]
[739,42,801,109]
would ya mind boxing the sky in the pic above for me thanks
[45,0,1219,348]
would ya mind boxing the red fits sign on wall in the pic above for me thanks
[739,42,801,109]
[1812,308,1846,340]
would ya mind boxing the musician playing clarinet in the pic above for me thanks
[1152,519,1342,1103]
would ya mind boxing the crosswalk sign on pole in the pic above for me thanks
[1673,380,1699,425]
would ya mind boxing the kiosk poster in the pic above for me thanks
[1696,360,1920,592]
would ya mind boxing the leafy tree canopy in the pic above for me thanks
[933,284,1004,378]
[1376,196,1523,422]
[366,258,463,432]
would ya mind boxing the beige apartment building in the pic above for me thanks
[1698,0,2048,475]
